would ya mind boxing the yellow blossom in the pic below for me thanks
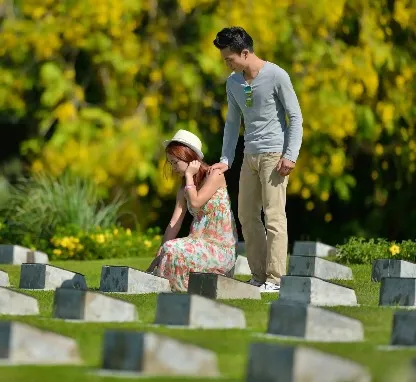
[53,249,62,256]
[113,228,119,236]
[144,240,152,248]
[126,228,132,236]
[324,213,333,223]
[389,244,400,256]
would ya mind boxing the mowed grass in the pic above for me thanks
[0,259,414,382]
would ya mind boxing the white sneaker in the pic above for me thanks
[259,281,280,293]
[247,278,263,287]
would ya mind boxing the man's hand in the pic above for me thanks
[185,160,201,177]
[208,162,229,175]
[276,157,295,177]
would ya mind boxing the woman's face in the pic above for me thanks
[167,153,188,175]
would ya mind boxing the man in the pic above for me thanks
[210,27,303,292]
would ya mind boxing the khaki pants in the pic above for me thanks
[238,153,288,285]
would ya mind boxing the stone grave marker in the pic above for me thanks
[279,276,357,306]
[292,241,336,257]
[99,265,171,293]
[288,256,353,280]
[372,259,416,282]
[267,300,364,342]
[0,270,9,287]
[19,263,87,290]
[0,321,81,365]
[390,310,416,346]
[379,277,416,307]
[101,330,219,377]
[53,287,138,322]
[246,342,371,382]
[188,272,261,300]
[0,287,39,315]
[0,245,48,264]
[154,293,246,328]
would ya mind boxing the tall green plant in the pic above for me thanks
[0,173,125,247]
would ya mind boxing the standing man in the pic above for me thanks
[210,27,303,292]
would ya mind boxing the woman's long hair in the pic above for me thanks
[166,142,209,189]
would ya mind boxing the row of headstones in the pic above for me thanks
[1,242,415,381]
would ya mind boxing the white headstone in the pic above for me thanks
[188,272,261,300]
[234,255,252,276]
[0,287,39,315]
[99,266,171,293]
[53,288,138,322]
[279,276,358,306]
[293,241,336,257]
[0,321,81,365]
[372,259,416,282]
[101,331,220,377]
[246,343,371,382]
[0,270,9,287]
[0,245,48,264]
[267,300,364,342]
[155,293,246,328]
[19,263,87,290]
[288,256,353,280]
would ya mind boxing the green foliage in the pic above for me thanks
[0,173,124,248]
[336,237,416,264]
[48,226,161,260]
[0,0,414,230]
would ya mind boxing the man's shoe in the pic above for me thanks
[259,281,280,293]
[247,278,263,287]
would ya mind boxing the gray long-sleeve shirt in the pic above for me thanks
[220,61,303,167]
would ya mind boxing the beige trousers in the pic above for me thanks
[238,152,288,285]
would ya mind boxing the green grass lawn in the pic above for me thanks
[0,258,413,382]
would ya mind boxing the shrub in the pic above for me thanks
[336,237,416,264]
[0,172,124,249]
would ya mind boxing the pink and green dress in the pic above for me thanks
[156,187,238,292]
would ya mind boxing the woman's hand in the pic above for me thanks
[146,248,163,273]
[185,160,201,177]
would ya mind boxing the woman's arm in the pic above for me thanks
[160,187,187,245]
[185,166,226,209]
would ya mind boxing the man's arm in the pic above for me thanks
[275,68,303,163]
[218,81,242,170]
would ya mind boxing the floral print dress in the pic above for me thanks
[156,187,238,292]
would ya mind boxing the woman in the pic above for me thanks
[147,129,237,292]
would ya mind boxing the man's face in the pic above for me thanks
[220,47,247,72]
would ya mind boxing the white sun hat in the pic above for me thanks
[163,129,204,159]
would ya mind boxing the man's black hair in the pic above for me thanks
[213,27,254,54]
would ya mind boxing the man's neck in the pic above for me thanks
[243,56,266,81]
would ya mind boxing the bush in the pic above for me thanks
[336,237,416,264]
[0,172,124,249]
[0,173,163,260]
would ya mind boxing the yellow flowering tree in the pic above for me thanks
[0,0,414,237]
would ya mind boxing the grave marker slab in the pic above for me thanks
[246,343,371,382]
[0,245,48,264]
[99,266,171,294]
[234,255,252,276]
[0,270,9,287]
[188,272,261,300]
[53,288,138,322]
[293,241,336,257]
[0,287,39,315]
[279,276,357,306]
[0,321,81,365]
[267,300,364,342]
[372,259,416,282]
[391,310,416,346]
[154,293,246,328]
[379,277,416,307]
[102,331,219,377]
[288,256,353,280]
[19,264,87,290]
